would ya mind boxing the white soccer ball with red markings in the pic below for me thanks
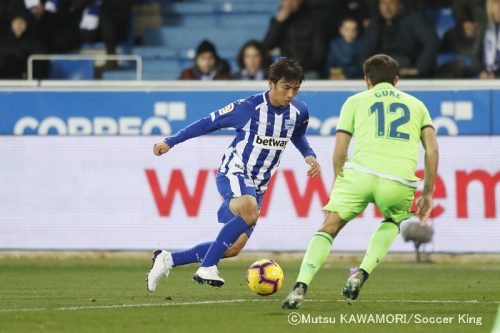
[246,259,284,296]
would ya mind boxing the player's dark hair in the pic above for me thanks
[363,54,399,86]
[267,57,305,84]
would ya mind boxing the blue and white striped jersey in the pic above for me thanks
[164,91,316,193]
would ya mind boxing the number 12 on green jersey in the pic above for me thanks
[370,102,410,141]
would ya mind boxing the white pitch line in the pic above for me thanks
[0,299,250,313]
[0,298,498,313]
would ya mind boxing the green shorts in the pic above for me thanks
[323,168,416,223]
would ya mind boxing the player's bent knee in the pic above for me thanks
[240,209,259,226]
[381,218,401,232]
[320,223,340,237]
[320,213,347,237]
[230,196,259,226]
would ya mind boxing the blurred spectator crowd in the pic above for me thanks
[1,0,500,80]
[0,0,132,78]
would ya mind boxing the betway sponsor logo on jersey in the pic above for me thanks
[253,135,289,150]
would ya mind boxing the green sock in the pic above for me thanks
[296,231,333,286]
[360,222,399,274]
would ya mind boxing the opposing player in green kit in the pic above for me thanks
[282,54,439,308]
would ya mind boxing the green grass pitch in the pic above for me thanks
[0,256,499,333]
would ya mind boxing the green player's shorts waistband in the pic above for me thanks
[344,162,420,188]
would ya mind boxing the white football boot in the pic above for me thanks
[146,250,173,292]
[193,265,225,287]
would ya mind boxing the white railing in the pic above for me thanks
[27,54,143,81]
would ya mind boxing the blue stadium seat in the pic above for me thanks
[437,53,456,66]
[163,13,270,28]
[132,46,178,60]
[169,2,217,14]
[427,7,455,39]
[49,60,95,80]
[177,47,236,61]
[221,2,277,14]
[143,59,183,80]
[143,26,267,49]
[165,1,276,15]
[102,70,138,80]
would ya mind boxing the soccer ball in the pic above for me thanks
[246,259,284,296]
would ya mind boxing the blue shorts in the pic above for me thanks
[216,172,264,238]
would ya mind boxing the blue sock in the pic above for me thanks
[171,242,213,267]
[201,216,249,267]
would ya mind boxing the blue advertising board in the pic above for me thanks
[0,89,495,135]
[492,90,500,135]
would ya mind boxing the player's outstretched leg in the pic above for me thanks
[146,250,174,292]
[147,234,250,291]
[194,196,257,287]
[282,231,334,309]
[283,212,345,309]
[146,242,213,292]
[342,219,399,302]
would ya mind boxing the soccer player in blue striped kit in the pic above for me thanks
[147,58,321,291]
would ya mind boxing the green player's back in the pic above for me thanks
[336,82,433,181]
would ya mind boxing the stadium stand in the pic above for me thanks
[124,0,276,80]
[103,0,462,80]
[2,0,476,80]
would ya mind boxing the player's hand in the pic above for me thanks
[415,193,433,225]
[305,156,321,178]
[153,142,170,156]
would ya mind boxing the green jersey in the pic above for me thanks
[336,82,433,181]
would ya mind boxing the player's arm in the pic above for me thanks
[153,116,218,156]
[416,126,439,225]
[153,102,249,156]
[333,132,351,179]
[291,111,320,177]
